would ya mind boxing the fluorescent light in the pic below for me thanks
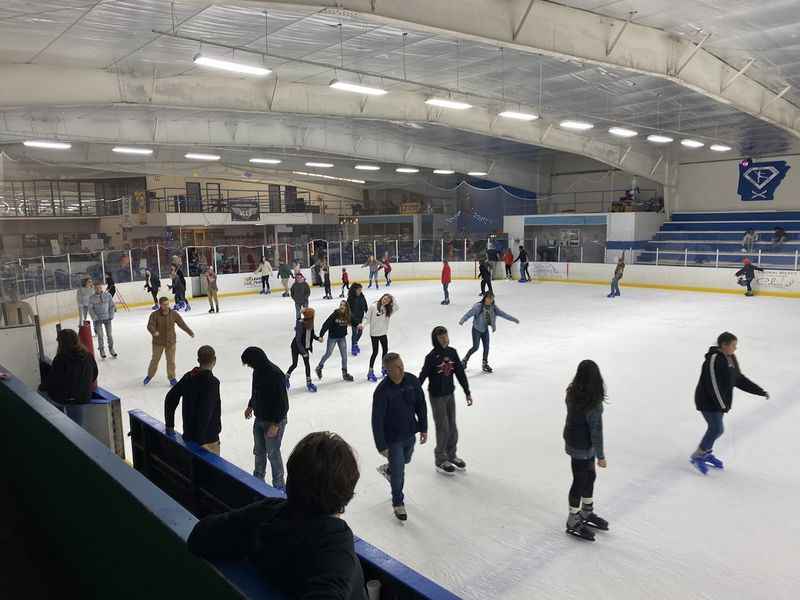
[193,54,271,77]
[499,110,539,121]
[305,162,334,168]
[185,153,221,160]
[681,139,704,148]
[23,140,71,150]
[425,98,472,110]
[559,120,594,131]
[292,171,365,184]
[354,164,381,171]
[330,80,387,96]
[396,167,419,173]
[608,127,638,138]
[433,169,455,175]
[468,171,488,177]
[112,146,153,155]
[646,134,674,144]
[710,144,732,152]
[249,158,282,164]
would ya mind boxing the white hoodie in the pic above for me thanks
[367,299,399,337]
[254,261,273,277]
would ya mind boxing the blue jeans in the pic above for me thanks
[610,277,621,295]
[351,324,363,348]
[463,327,490,364]
[387,436,416,506]
[253,418,287,488]
[368,271,379,288]
[318,337,347,371]
[443,282,450,301]
[699,411,724,452]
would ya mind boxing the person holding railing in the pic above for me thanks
[771,226,788,252]
[513,246,531,282]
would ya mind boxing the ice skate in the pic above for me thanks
[703,453,724,469]
[367,370,378,383]
[315,365,323,380]
[342,370,354,382]
[566,514,595,541]
[99,350,107,359]
[581,511,609,531]
[306,380,317,393]
[690,455,709,475]
[436,462,456,475]
[208,308,214,313]
[381,367,388,379]
[169,378,178,386]
[450,457,466,471]
[482,361,493,373]
[110,350,118,358]
[143,376,151,385]
[393,505,407,521]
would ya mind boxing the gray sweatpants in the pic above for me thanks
[94,319,114,354]
[430,393,458,466]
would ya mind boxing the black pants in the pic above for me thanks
[369,335,389,369]
[505,264,512,278]
[287,343,311,379]
[340,282,350,297]
[521,262,530,280]
[745,278,753,293]
[324,279,331,296]
[480,278,493,295]
[149,289,158,305]
[569,458,596,508]
[261,275,270,292]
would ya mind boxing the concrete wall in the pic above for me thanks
[678,154,800,213]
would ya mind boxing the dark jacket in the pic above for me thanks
[188,498,367,600]
[563,403,604,460]
[418,335,470,399]
[320,310,349,339]
[293,321,319,354]
[145,273,160,293]
[514,249,529,263]
[278,264,293,278]
[243,348,289,423]
[694,347,766,413]
[735,264,764,281]
[371,373,428,452]
[44,351,98,404]
[164,368,221,445]
[291,281,311,305]
[478,262,491,281]
[347,293,368,326]
[105,275,116,297]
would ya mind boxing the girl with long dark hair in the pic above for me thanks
[315,301,354,382]
[347,283,368,356]
[43,329,98,404]
[458,292,519,373]
[286,307,321,393]
[366,293,399,382]
[563,359,608,541]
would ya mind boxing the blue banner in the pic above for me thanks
[738,160,790,201]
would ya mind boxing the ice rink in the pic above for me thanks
[44,278,800,600]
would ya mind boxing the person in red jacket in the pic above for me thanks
[339,267,350,298]
[441,259,452,305]
[503,248,514,279]
[382,255,393,287]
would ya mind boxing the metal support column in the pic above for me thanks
[236,245,241,273]
[441,239,444,261]
[715,249,719,269]
[185,247,190,275]
[100,250,106,279]
[41,255,47,292]
[533,238,537,263]
[156,245,162,279]
[580,245,584,263]
[352,240,356,266]
[463,239,467,261]
[129,249,134,282]
[684,248,688,267]
[557,245,561,263]
[795,250,799,271]
[418,241,421,262]
[373,239,377,259]
[629,247,633,264]
[656,247,659,266]
[213,246,218,273]
[67,253,72,288]
[758,249,762,267]
[395,239,399,262]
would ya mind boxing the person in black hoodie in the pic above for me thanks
[735,257,764,297]
[165,345,222,455]
[478,259,493,296]
[187,431,367,600]
[286,307,321,393]
[42,328,98,404]
[418,326,472,475]
[316,301,354,382]
[513,245,531,282]
[347,283,368,357]
[371,353,428,521]
[690,332,769,474]
[242,347,290,489]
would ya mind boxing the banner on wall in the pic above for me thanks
[738,160,790,201]
[230,198,260,221]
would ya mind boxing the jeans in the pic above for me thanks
[699,411,725,452]
[294,302,308,320]
[463,327,490,364]
[351,324,363,348]
[253,418,287,488]
[569,458,596,509]
[368,271,379,288]
[369,335,388,369]
[94,319,114,353]
[430,394,458,466]
[610,277,621,296]
[387,436,416,506]
[318,337,347,371]
[442,282,450,301]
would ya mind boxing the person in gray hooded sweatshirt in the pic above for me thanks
[88,281,117,359]
[458,292,519,373]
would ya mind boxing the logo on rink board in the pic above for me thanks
[533,263,567,279]
[243,275,259,288]
[756,270,797,290]
[737,160,790,201]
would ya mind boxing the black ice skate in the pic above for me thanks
[482,362,493,373]
[582,511,609,531]
[450,457,466,471]
[436,462,456,475]
[393,504,407,521]
[566,514,595,541]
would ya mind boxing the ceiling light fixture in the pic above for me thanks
[468,171,488,177]
[292,171,365,184]
[185,152,221,160]
[559,120,594,131]
[112,146,153,155]
[709,144,732,152]
[646,134,674,144]
[681,139,704,148]
[249,158,282,164]
[425,98,472,110]
[329,80,387,96]
[23,140,71,150]
[499,110,539,121]
[193,54,271,76]
[608,127,638,138]
[433,169,455,175]
[396,167,420,173]
[305,162,334,168]
[354,164,381,171]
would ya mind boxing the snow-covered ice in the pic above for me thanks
[43,278,800,600]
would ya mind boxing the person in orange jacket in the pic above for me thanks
[503,248,514,279]
[441,259,452,305]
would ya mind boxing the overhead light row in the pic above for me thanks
[560,121,731,151]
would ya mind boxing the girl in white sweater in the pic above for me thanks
[366,294,399,382]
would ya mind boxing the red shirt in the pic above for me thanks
[503,250,514,265]
[342,271,350,284]
[383,259,392,273]
[441,263,452,284]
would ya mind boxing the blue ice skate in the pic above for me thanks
[367,370,378,383]
[306,381,317,393]
[690,456,709,475]
[704,453,724,469]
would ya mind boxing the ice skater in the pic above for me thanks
[690,332,769,474]
[105,272,116,300]
[459,292,519,373]
[242,347,289,489]
[339,267,350,298]
[88,281,117,359]
[563,359,608,541]
[503,248,514,279]
[371,352,428,521]
[315,301,354,382]
[418,326,472,475]
[513,245,531,282]
[144,269,159,309]
[290,273,311,320]
[278,261,292,297]
[735,257,764,297]
[608,255,625,298]
[382,255,393,287]
[76,277,93,327]
[362,255,383,289]
[255,257,273,294]
[205,267,220,313]
[347,283,368,356]
[441,259,451,305]
[321,260,333,299]
[478,259,493,296]
[367,293,399,382]
[286,307,321,393]
[144,296,195,386]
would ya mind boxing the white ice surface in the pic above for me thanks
[43,279,800,600]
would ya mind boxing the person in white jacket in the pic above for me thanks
[76,277,94,327]
[254,258,273,294]
[366,293,399,382]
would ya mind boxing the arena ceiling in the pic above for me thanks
[0,0,798,190]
